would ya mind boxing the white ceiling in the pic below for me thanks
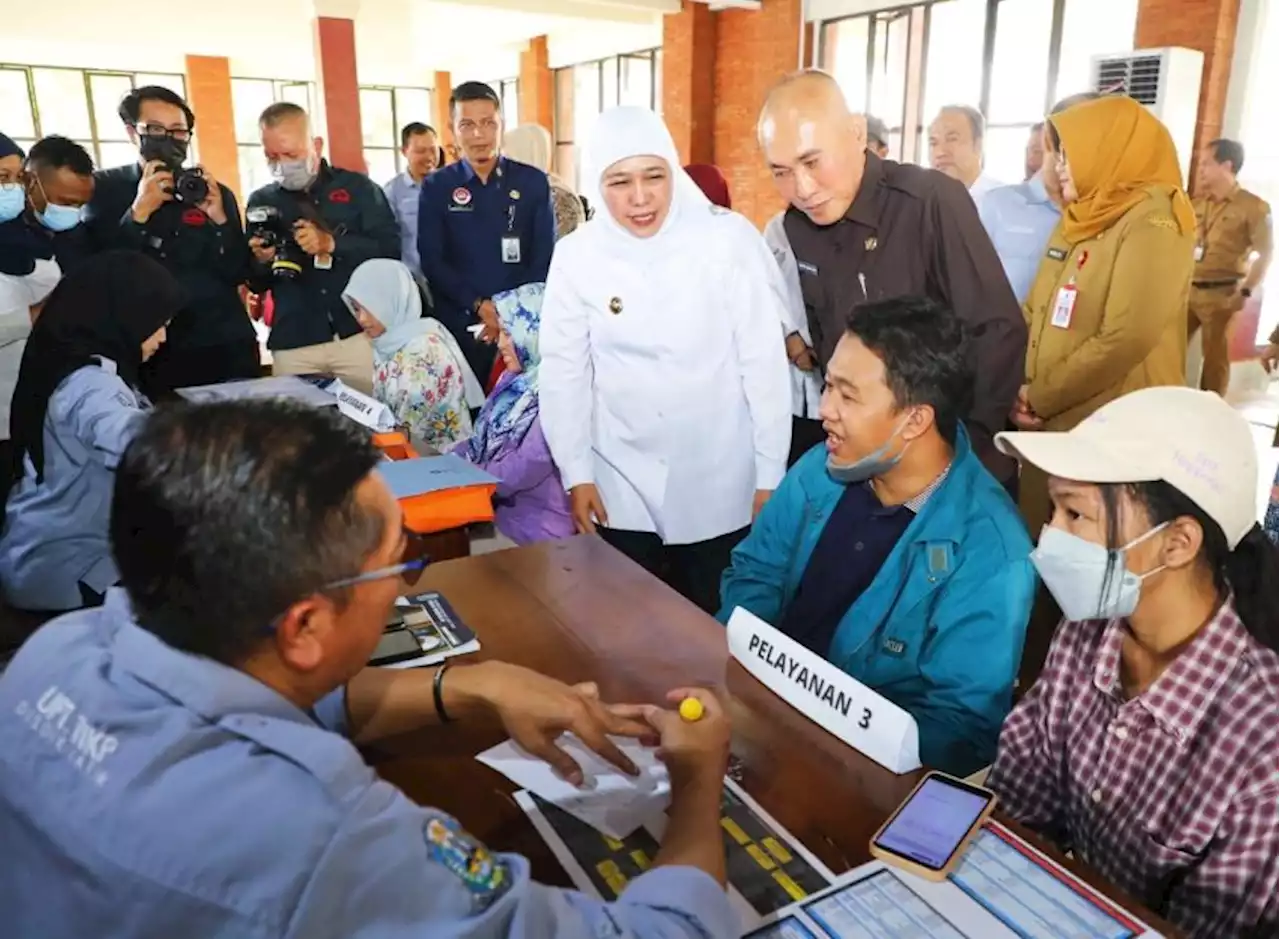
[0,0,666,85]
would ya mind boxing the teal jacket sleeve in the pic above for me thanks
[889,549,1036,777]
[717,457,811,626]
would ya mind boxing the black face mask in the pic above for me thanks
[138,134,189,167]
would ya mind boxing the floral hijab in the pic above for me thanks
[467,282,543,465]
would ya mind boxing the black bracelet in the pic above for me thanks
[433,663,454,724]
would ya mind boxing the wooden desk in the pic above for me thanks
[372,535,1180,936]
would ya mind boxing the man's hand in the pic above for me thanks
[569,483,608,535]
[752,489,772,520]
[293,219,335,257]
[1261,341,1279,375]
[467,662,651,786]
[632,689,730,790]
[1010,383,1044,430]
[248,236,277,264]
[477,299,500,343]
[195,167,227,225]
[131,159,174,224]
[785,332,817,372]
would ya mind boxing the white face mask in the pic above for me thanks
[1032,523,1169,622]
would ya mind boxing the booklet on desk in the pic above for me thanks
[375,591,480,670]
[376,454,498,500]
[175,374,337,408]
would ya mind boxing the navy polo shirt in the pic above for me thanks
[780,467,950,657]
[417,157,555,374]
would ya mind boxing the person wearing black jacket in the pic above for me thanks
[247,102,399,395]
[83,85,258,398]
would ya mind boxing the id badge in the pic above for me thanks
[501,236,521,264]
[1051,283,1078,329]
[314,254,333,271]
[1193,243,1205,262]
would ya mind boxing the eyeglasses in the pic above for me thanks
[321,527,431,591]
[136,123,192,142]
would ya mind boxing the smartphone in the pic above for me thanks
[369,628,422,666]
[869,771,997,881]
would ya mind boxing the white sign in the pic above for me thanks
[727,607,921,774]
[330,380,396,432]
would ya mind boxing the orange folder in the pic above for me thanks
[372,432,496,534]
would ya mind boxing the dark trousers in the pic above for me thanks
[597,526,749,615]
[789,416,826,467]
[142,339,262,401]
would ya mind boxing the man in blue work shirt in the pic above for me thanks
[383,121,440,278]
[0,398,737,939]
[419,81,556,378]
[719,297,1035,777]
[248,102,400,395]
[979,92,1099,303]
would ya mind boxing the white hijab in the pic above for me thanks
[582,107,711,260]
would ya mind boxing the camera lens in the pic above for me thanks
[175,169,208,205]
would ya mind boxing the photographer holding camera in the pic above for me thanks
[84,86,258,397]
[246,102,399,395]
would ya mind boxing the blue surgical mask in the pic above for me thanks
[0,184,24,223]
[36,201,84,232]
[1031,523,1169,622]
[826,414,913,484]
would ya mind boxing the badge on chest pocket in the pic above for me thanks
[501,236,521,264]
[1194,243,1205,262]
[1051,281,1078,329]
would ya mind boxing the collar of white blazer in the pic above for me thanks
[582,106,712,258]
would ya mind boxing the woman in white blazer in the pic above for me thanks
[539,106,791,614]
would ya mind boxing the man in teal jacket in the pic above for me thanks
[718,297,1034,776]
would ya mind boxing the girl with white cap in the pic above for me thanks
[990,386,1277,939]
[539,106,791,614]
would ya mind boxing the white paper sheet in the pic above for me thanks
[478,735,670,840]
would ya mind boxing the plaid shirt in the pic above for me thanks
[988,598,1279,938]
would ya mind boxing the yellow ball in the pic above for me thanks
[678,697,704,722]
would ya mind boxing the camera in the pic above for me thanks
[171,166,209,205]
[245,205,304,280]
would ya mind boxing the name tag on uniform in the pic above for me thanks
[1194,243,1205,261]
[314,254,332,271]
[1051,282,1078,329]
[501,236,521,264]
[1046,246,1067,261]
[797,260,819,276]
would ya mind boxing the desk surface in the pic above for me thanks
[372,535,1180,937]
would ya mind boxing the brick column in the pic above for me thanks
[714,0,804,226]
[184,55,241,200]
[312,3,365,173]
[519,36,554,130]
[662,1,717,167]
[1135,0,1241,187]
[432,71,455,158]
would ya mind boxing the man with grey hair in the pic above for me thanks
[929,104,1002,206]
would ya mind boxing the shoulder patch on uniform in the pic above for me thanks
[425,815,511,911]
[1148,215,1179,231]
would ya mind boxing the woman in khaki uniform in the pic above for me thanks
[1013,95,1195,533]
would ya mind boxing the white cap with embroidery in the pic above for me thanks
[996,387,1260,549]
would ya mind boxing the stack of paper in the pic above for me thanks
[377,454,498,500]
[478,735,670,839]
[176,374,337,407]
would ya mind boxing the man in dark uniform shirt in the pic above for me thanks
[418,81,555,379]
[247,102,400,395]
[85,86,258,397]
[758,71,1026,480]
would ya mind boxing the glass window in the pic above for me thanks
[33,68,91,139]
[232,79,275,141]
[983,124,1035,184]
[395,87,432,129]
[870,11,910,129]
[0,68,35,139]
[824,17,870,112]
[89,74,133,142]
[134,73,186,98]
[988,0,1054,123]
[654,49,663,115]
[921,0,986,125]
[602,59,618,110]
[621,55,652,109]
[280,82,311,111]
[238,144,274,198]
[1055,0,1139,102]
[360,88,394,149]
[365,148,398,187]
[98,141,137,171]
[573,63,601,151]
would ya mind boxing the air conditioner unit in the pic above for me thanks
[1089,47,1204,185]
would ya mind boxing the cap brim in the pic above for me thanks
[995,430,1160,484]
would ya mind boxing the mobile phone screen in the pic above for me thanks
[874,776,992,870]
